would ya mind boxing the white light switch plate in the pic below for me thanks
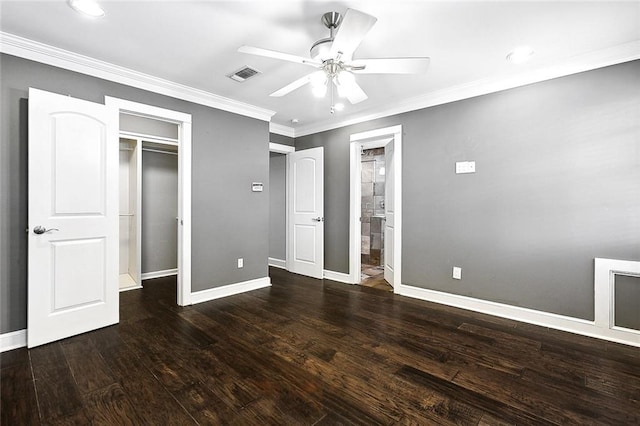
[237,258,244,268]
[453,267,462,279]
[455,161,476,174]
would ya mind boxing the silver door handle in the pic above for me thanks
[33,225,59,235]
[311,217,323,222]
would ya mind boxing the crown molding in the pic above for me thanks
[268,122,295,137]
[294,40,640,137]
[4,31,637,136]
[0,32,275,122]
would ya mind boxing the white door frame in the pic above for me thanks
[349,125,402,291]
[105,97,192,306]
[268,142,295,269]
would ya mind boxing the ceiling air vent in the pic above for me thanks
[228,66,261,82]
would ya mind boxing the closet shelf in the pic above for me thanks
[119,213,135,217]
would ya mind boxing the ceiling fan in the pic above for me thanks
[238,8,430,111]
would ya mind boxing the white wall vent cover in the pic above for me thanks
[228,66,261,82]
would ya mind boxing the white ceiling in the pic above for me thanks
[1,1,639,135]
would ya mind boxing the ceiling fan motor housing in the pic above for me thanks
[321,11,342,29]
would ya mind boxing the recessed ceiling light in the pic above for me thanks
[506,46,534,64]
[68,0,105,18]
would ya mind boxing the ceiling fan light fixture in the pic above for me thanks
[68,0,105,18]
[335,71,355,98]
[334,102,345,112]
[507,46,534,64]
[310,72,328,97]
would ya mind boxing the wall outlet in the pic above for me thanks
[453,266,462,280]
[237,258,243,268]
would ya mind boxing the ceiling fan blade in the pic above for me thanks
[270,71,324,97]
[238,45,321,67]
[329,9,377,61]
[350,57,430,74]
[336,72,368,104]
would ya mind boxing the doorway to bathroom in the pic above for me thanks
[360,146,391,291]
[349,125,403,292]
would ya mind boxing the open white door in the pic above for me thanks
[384,139,395,286]
[287,147,324,279]
[28,88,118,348]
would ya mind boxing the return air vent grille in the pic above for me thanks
[228,66,261,82]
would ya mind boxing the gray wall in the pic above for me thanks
[0,53,270,333]
[121,114,178,139]
[269,132,294,147]
[141,150,178,274]
[269,153,286,261]
[296,61,640,321]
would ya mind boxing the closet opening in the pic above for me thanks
[118,114,180,293]
[107,96,192,306]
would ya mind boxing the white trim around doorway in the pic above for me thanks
[349,125,403,292]
[105,96,193,306]
[269,142,295,154]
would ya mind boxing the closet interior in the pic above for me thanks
[118,114,180,291]
[119,137,141,290]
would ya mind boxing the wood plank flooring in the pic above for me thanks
[2,267,640,425]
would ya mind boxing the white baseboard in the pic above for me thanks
[190,277,271,305]
[1,329,27,352]
[268,257,287,269]
[324,269,354,284]
[395,283,640,348]
[119,285,143,293]
[141,268,178,280]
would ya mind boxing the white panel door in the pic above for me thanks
[287,147,324,279]
[28,88,118,348]
[384,139,395,286]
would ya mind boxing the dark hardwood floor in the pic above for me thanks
[2,267,640,425]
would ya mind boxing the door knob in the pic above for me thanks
[311,217,323,222]
[33,226,59,235]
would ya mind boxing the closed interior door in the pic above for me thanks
[28,88,118,348]
[287,147,324,279]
